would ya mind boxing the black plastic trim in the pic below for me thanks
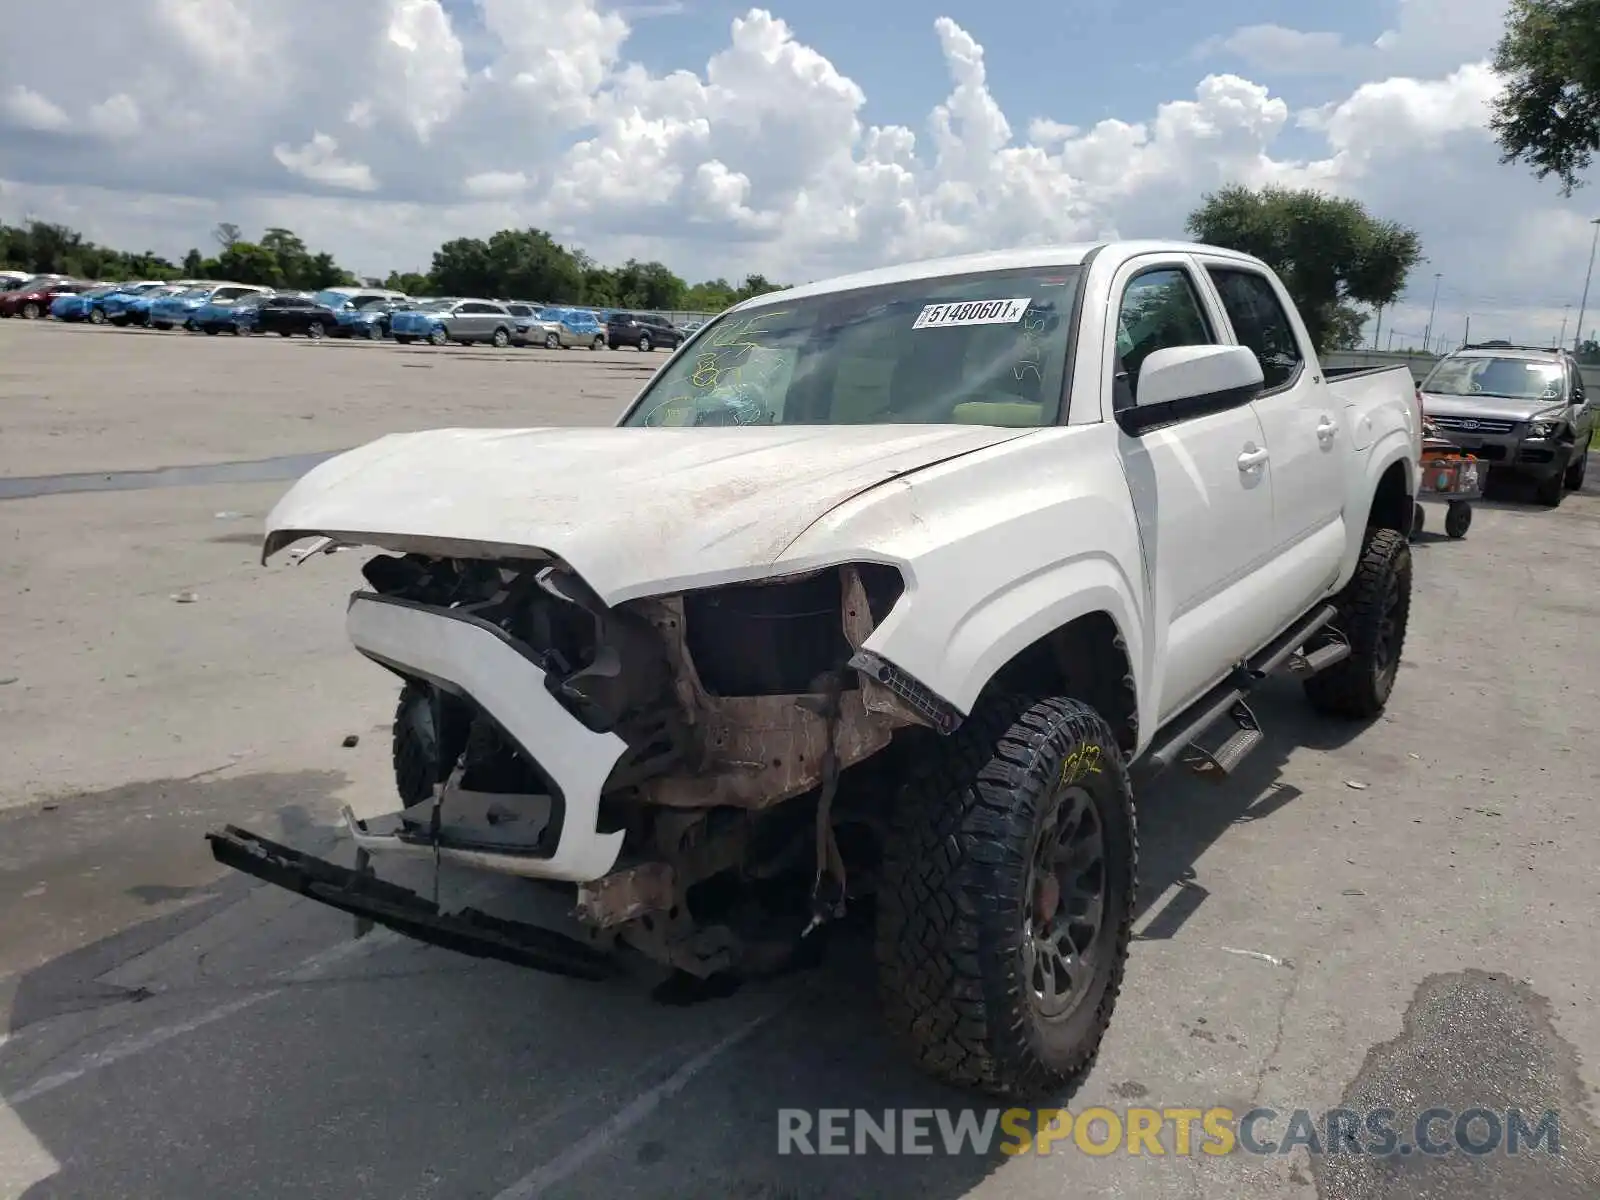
[1115,380,1261,437]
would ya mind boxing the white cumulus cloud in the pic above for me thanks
[0,0,1592,343]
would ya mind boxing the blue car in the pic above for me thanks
[105,284,189,327]
[388,298,458,344]
[148,283,270,331]
[50,283,132,323]
[191,290,272,335]
[311,288,411,339]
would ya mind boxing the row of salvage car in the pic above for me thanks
[0,271,696,351]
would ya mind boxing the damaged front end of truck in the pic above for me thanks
[210,544,962,983]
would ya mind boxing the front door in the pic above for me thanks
[1109,256,1279,722]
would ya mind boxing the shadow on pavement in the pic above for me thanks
[0,688,1419,1199]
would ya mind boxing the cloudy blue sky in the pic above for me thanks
[1,0,1595,346]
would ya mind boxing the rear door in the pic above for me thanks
[1199,262,1346,619]
[1108,254,1278,721]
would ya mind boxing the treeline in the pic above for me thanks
[1,218,782,312]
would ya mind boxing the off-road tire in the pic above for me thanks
[1563,436,1590,490]
[1304,526,1411,719]
[1410,503,1424,540]
[876,695,1137,1100]
[391,681,471,808]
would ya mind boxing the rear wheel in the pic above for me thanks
[1303,526,1411,718]
[203,326,219,335]
[877,695,1136,1099]
[277,330,292,338]
[395,335,413,345]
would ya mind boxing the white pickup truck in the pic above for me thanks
[212,240,1421,1100]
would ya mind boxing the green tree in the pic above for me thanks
[485,228,582,300]
[429,236,494,296]
[1185,185,1423,353]
[1489,0,1600,194]
[384,270,433,294]
[182,248,205,276]
[214,241,283,287]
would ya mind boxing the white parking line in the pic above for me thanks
[490,1010,778,1200]
[7,928,400,1107]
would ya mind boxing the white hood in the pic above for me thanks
[264,424,1033,604]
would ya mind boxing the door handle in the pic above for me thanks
[1237,445,1270,471]
[1317,417,1338,443]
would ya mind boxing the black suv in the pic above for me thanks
[605,311,684,352]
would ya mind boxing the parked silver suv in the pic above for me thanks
[1418,344,1594,506]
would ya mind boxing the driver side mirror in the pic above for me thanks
[1118,344,1264,436]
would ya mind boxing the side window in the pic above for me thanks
[1115,267,1215,402]
[1206,268,1304,392]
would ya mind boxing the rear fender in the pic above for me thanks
[1337,430,1415,587]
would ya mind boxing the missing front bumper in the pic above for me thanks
[206,825,612,980]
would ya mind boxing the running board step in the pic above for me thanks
[1146,603,1340,774]
[1285,641,1351,677]
[1183,702,1263,781]
[206,825,611,981]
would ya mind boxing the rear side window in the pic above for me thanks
[1207,268,1303,391]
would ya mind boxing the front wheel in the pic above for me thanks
[392,682,471,808]
[544,332,559,349]
[203,326,219,335]
[307,320,325,339]
[638,334,652,352]
[591,335,605,351]
[1564,436,1590,490]
[490,327,510,348]
[1534,469,1565,507]
[395,335,413,345]
[20,302,40,320]
[1304,526,1411,718]
[365,322,383,341]
[88,308,107,325]
[877,696,1136,1100]
[429,327,449,346]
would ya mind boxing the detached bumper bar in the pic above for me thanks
[206,825,612,981]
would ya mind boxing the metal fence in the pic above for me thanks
[1324,349,1600,391]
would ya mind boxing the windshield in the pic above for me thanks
[1422,356,1565,402]
[81,285,121,298]
[130,282,166,294]
[171,289,209,300]
[622,265,1082,428]
[414,298,454,311]
[312,289,352,309]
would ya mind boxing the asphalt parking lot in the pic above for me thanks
[2,319,1598,1200]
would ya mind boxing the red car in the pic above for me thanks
[0,277,84,320]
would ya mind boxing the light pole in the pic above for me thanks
[1574,217,1600,354]
[1422,272,1441,352]
[1558,304,1571,348]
